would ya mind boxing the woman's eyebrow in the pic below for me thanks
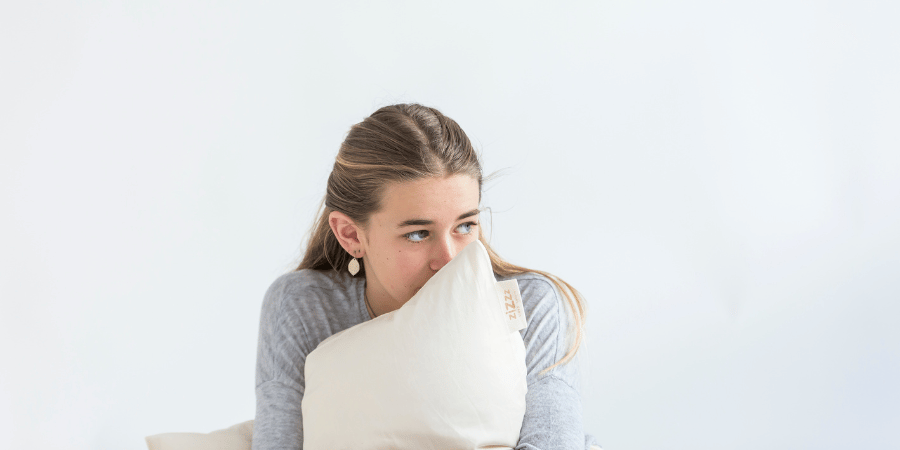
[396,209,481,228]
[456,209,480,220]
[397,219,433,228]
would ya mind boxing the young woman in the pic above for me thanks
[253,104,600,449]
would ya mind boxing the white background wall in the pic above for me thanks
[2,1,898,449]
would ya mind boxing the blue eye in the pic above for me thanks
[405,230,429,243]
[456,222,477,234]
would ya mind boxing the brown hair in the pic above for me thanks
[297,103,586,373]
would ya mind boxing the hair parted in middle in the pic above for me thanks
[297,103,586,374]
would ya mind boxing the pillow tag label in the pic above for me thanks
[495,280,527,333]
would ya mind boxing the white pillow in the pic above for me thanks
[302,240,528,450]
[145,420,253,450]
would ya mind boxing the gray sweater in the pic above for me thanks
[253,268,600,450]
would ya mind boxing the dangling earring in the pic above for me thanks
[348,251,360,276]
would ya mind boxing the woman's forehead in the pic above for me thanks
[376,175,480,223]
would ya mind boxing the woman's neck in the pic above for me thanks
[363,291,377,319]
[363,282,402,319]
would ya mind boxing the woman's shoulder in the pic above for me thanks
[262,269,365,319]
[494,271,569,332]
[495,271,580,383]
[266,268,351,294]
[494,272,561,306]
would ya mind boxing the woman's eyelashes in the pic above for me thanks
[456,221,477,235]
[404,230,429,242]
[403,222,478,243]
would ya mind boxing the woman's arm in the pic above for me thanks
[254,381,304,450]
[518,375,589,449]
[252,274,314,450]
[513,274,595,450]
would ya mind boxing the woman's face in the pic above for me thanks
[360,174,481,316]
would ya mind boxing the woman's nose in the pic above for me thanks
[429,236,456,272]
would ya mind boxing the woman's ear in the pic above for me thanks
[329,211,366,257]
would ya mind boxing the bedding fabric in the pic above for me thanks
[300,240,528,450]
[145,420,253,450]
[144,419,604,450]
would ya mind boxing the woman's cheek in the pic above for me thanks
[397,256,425,293]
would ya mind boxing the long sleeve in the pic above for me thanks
[252,270,369,450]
[251,269,599,450]
[518,375,587,449]
[252,274,314,450]
[512,274,600,450]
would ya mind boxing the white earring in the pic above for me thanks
[348,256,360,276]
